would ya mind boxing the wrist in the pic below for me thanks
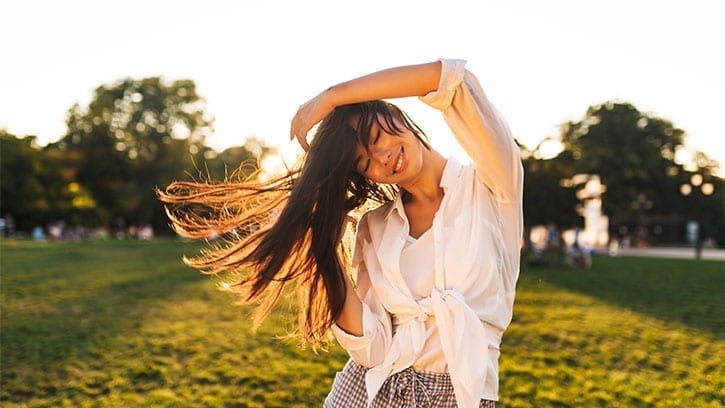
[321,85,341,111]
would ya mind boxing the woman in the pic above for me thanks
[158,59,523,407]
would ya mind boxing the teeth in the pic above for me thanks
[394,151,403,173]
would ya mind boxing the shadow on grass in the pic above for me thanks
[1,239,350,406]
[0,239,206,371]
[522,255,724,337]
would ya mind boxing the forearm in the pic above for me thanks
[324,61,442,108]
[334,272,364,336]
[329,248,392,366]
[290,60,442,150]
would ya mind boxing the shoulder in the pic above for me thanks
[352,201,392,261]
[456,160,500,201]
[447,159,479,188]
[362,200,394,226]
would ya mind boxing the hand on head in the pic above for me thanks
[290,91,335,151]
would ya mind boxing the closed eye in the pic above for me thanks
[354,126,382,174]
[373,128,381,144]
[362,129,381,173]
[354,155,371,174]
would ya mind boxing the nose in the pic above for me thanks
[369,145,392,166]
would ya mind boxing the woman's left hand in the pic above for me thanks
[290,90,334,151]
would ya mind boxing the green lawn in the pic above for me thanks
[1,239,723,407]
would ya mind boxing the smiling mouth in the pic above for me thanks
[393,147,404,174]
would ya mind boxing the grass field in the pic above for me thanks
[1,238,723,407]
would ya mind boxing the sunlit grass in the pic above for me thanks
[503,257,723,407]
[1,239,722,407]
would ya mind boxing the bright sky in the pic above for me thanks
[2,0,723,176]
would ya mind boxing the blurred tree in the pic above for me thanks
[0,132,48,230]
[200,137,275,181]
[54,77,214,233]
[2,78,276,235]
[522,149,582,230]
[520,142,584,265]
[41,144,102,227]
[559,101,723,245]
[0,131,97,231]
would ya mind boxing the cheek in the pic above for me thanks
[365,171,383,183]
[365,164,387,183]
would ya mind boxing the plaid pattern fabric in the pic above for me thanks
[324,360,496,408]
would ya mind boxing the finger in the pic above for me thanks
[290,116,299,140]
[296,133,310,151]
[290,121,309,150]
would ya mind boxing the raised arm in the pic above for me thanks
[290,61,442,150]
[420,59,523,204]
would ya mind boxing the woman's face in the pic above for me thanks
[352,114,425,185]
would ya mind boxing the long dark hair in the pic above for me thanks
[157,100,429,345]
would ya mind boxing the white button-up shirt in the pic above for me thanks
[331,59,524,408]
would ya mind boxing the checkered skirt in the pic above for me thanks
[324,360,495,408]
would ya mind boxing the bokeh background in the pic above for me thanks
[1,1,723,407]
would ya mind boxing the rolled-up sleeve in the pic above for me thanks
[330,216,392,367]
[420,58,523,205]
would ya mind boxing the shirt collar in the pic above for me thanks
[383,156,463,221]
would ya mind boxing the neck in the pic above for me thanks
[400,149,447,203]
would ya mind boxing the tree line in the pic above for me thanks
[1,77,270,235]
[1,76,722,246]
[522,101,723,247]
